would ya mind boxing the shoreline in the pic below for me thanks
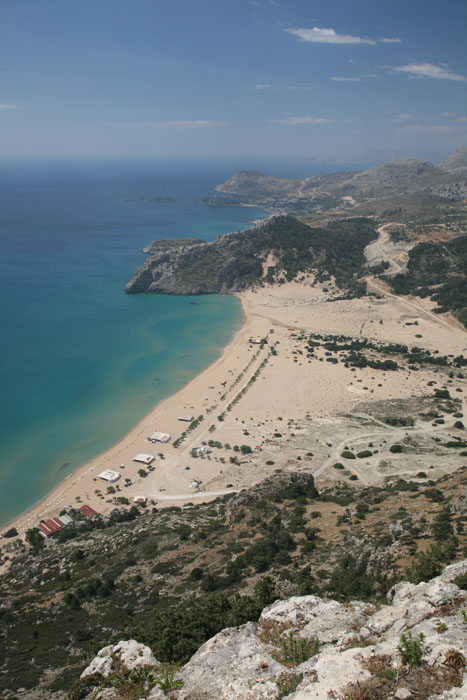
[1,294,253,537]
[3,276,467,545]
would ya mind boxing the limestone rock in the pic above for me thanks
[78,561,467,700]
[260,595,368,644]
[436,559,467,582]
[177,622,284,699]
[81,639,160,679]
[289,648,371,700]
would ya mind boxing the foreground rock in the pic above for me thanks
[79,561,467,700]
[81,639,160,679]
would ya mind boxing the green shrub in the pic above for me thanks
[341,451,356,459]
[397,631,425,667]
[357,450,372,458]
[281,633,319,667]
[453,573,467,590]
[389,444,403,453]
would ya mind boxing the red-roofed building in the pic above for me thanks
[37,517,65,537]
[80,504,98,518]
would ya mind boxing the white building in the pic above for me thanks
[132,453,155,465]
[98,469,121,483]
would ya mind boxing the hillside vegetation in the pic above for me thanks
[1,469,466,696]
[125,215,377,296]
[391,234,467,327]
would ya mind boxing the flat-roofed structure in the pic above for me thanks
[132,453,155,465]
[149,431,171,443]
[178,414,194,422]
[59,513,73,525]
[98,469,121,483]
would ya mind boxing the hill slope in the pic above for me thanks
[125,215,377,296]
[1,468,466,697]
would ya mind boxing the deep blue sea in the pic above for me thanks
[0,159,275,527]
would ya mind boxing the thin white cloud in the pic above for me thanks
[269,116,332,125]
[111,120,231,128]
[286,26,377,45]
[398,123,467,133]
[394,62,467,82]
[330,76,362,82]
[395,112,414,121]
[443,112,457,117]
[289,85,311,91]
[253,83,274,91]
[0,104,18,110]
[381,37,402,44]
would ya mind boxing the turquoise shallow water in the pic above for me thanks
[0,160,269,527]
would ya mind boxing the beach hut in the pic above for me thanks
[149,431,171,443]
[132,453,155,465]
[178,414,194,422]
[98,469,121,483]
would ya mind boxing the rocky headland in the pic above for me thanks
[124,215,377,296]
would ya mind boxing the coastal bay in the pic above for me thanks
[0,161,268,528]
[5,272,467,540]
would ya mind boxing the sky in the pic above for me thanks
[1,0,467,164]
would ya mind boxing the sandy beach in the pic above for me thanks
[3,275,467,542]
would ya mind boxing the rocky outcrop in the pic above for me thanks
[79,561,467,700]
[81,639,160,678]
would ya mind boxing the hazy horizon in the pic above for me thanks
[1,0,466,164]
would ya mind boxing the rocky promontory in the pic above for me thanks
[125,215,377,295]
[74,560,467,700]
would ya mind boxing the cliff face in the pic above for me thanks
[124,219,271,295]
[77,560,467,700]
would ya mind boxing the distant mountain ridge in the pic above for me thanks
[216,148,467,203]
[440,146,467,174]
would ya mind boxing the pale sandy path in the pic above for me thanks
[365,223,407,274]
[313,410,463,484]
